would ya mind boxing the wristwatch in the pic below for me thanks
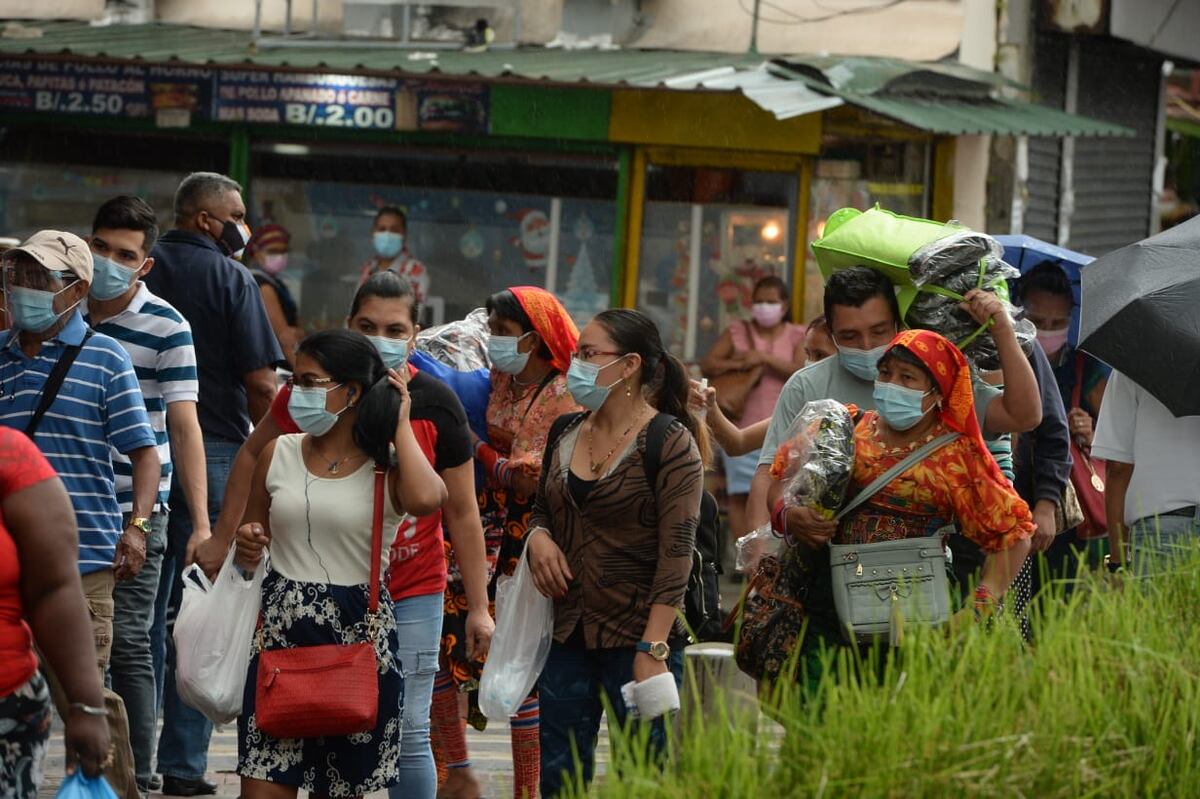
[636,640,670,662]
[128,517,152,535]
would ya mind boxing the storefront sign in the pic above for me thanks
[0,59,212,122]
[0,59,490,134]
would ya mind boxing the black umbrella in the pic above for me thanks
[1079,216,1200,416]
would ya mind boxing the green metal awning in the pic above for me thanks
[844,93,1135,137]
[0,19,1135,138]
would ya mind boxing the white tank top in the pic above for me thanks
[265,434,405,586]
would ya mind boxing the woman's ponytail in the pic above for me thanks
[654,352,711,466]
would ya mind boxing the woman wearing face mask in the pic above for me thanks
[233,329,446,799]
[360,206,430,303]
[1016,262,1109,448]
[769,330,1033,684]
[433,287,579,799]
[245,223,303,369]
[205,272,493,799]
[525,308,707,799]
[701,276,805,552]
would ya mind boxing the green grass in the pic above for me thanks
[567,544,1200,798]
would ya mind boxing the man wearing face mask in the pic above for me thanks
[747,266,1043,547]
[0,229,160,799]
[359,205,430,302]
[83,196,209,796]
[143,173,283,797]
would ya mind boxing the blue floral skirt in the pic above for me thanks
[237,571,404,796]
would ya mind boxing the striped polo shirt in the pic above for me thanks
[0,311,157,575]
[87,283,199,512]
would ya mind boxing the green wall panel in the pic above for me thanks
[489,85,611,142]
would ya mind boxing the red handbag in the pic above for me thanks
[1069,356,1108,540]
[255,467,387,738]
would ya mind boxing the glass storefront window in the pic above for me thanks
[249,142,617,330]
[805,139,930,321]
[0,129,229,241]
[637,165,795,362]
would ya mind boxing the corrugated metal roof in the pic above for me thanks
[846,93,1135,137]
[0,20,1136,137]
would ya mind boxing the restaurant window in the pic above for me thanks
[248,142,618,330]
[805,138,930,321]
[0,128,229,241]
[637,164,796,363]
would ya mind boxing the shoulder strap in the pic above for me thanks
[544,411,585,461]
[834,432,960,522]
[642,412,676,489]
[369,467,386,614]
[25,330,94,439]
[1071,352,1085,409]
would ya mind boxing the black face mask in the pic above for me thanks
[208,215,248,256]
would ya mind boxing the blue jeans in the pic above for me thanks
[386,591,443,799]
[151,437,237,780]
[1131,508,1199,570]
[111,511,168,789]
[538,640,684,799]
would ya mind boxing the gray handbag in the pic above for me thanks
[829,433,960,646]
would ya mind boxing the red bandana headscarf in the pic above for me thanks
[509,286,579,374]
[883,329,1006,485]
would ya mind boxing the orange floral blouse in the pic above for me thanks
[486,371,580,475]
[839,411,1034,553]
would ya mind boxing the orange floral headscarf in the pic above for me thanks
[884,329,1006,485]
[509,286,579,374]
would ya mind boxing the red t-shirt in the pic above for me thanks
[270,366,472,601]
[0,427,59,696]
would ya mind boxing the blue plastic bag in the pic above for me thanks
[55,771,118,799]
[409,350,492,442]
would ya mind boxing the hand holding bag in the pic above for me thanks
[254,467,387,739]
[829,433,960,645]
[710,322,764,420]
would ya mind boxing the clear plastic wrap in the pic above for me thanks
[768,399,856,519]
[907,231,1006,288]
[415,307,491,371]
[735,524,781,573]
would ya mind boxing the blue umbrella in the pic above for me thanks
[996,234,1095,346]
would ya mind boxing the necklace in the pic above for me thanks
[512,364,550,388]
[586,408,647,475]
[310,437,367,475]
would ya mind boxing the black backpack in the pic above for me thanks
[543,412,728,644]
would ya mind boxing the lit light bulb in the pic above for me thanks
[761,221,782,241]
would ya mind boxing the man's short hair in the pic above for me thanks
[823,266,901,329]
[173,172,242,224]
[93,195,159,253]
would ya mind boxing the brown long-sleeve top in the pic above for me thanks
[528,413,704,649]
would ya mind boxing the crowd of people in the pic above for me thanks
[0,169,1196,799]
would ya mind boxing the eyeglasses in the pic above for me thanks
[573,347,623,362]
[0,265,76,294]
[287,375,340,390]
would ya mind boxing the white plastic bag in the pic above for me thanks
[173,546,266,724]
[478,545,554,721]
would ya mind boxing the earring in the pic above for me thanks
[626,382,633,397]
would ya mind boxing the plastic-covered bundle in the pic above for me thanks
[768,399,856,520]
[905,233,1035,370]
[416,307,491,372]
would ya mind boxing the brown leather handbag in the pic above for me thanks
[711,322,764,420]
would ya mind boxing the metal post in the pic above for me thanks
[253,0,263,41]
[749,0,762,55]
[285,0,293,37]
[546,198,562,293]
[684,204,703,360]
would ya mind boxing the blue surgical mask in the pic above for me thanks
[7,284,78,333]
[368,336,409,370]
[287,383,346,436]
[567,356,626,412]
[838,343,890,382]
[488,333,531,375]
[373,231,405,259]
[89,254,140,301]
[873,381,934,431]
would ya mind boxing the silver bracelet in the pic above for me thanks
[69,702,107,717]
